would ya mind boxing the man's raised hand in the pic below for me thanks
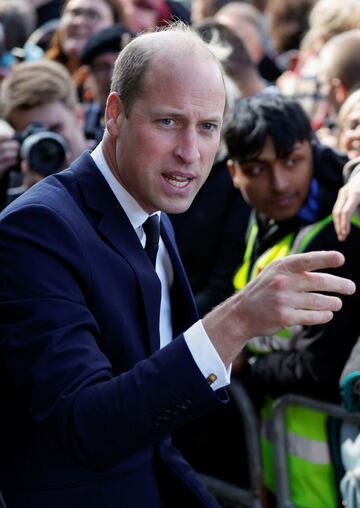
[203,251,356,366]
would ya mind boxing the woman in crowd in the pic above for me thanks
[45,0,122,75]
[333,88,360,241]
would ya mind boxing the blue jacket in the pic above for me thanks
[0,152,227,508]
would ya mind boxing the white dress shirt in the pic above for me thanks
[91,144,230,390]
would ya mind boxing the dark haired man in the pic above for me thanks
[0,26,355,508]
[224,94,360,508]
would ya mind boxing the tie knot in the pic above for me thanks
[143,215,160,244]
[143,215,160,267]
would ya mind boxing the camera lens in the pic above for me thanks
[20,131,67,176]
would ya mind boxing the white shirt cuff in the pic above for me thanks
[183,320,231,391]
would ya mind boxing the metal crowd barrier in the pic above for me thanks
[272,394,360,508]
[197,384,360,508]
[0,490,7,508]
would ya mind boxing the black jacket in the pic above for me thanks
[242,143,359,403]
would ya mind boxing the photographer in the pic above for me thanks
[0,59,89,209]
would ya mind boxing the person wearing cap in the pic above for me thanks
[80,24,134,144]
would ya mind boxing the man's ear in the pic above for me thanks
[227,158,243,190]
[105,92,124,137]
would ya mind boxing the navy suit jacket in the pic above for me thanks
[0,152,227,508]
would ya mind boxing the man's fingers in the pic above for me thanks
[287,309,334,327]
[290,291,343,312]
[273,250,346,274]
[266,253,356,299]
[296,271,356,295]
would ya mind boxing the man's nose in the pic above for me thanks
[271,166,289,191]
[173,129,200,164]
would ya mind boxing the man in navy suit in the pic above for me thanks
[0,23,355,508]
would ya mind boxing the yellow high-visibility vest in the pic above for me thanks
[233,214,360,508]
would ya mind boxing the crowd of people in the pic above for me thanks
[0,1,359,507]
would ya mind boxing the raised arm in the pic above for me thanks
[203,250,356,366]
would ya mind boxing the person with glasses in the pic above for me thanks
[45,0,122,77]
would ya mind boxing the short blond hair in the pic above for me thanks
[0,59,78,121]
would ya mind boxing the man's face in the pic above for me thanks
[104,52,225,214]
[9,100,87,164]
[228,136,313,221]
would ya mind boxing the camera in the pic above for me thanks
[14,122,68,177]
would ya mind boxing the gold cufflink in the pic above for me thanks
[207,373,218,385]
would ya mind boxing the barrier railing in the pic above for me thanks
[0,490,7,508]
[272,394,360,508]
[198,384,360,508]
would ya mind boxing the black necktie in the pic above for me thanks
[143,215,160,268]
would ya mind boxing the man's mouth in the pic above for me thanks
[163,174,193,188]
[270,194,297,206]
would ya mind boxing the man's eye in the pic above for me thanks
[244,165,264,176]
[46,121,62,132]
[252,165,263,175]
[159,119,174,126]
[286,157,299,168]
[202,122,217,132]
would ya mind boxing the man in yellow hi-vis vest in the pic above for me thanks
[224,94,360,508]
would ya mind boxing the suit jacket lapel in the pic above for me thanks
[70,153,161,354]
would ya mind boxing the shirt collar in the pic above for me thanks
[91,143,160,232]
